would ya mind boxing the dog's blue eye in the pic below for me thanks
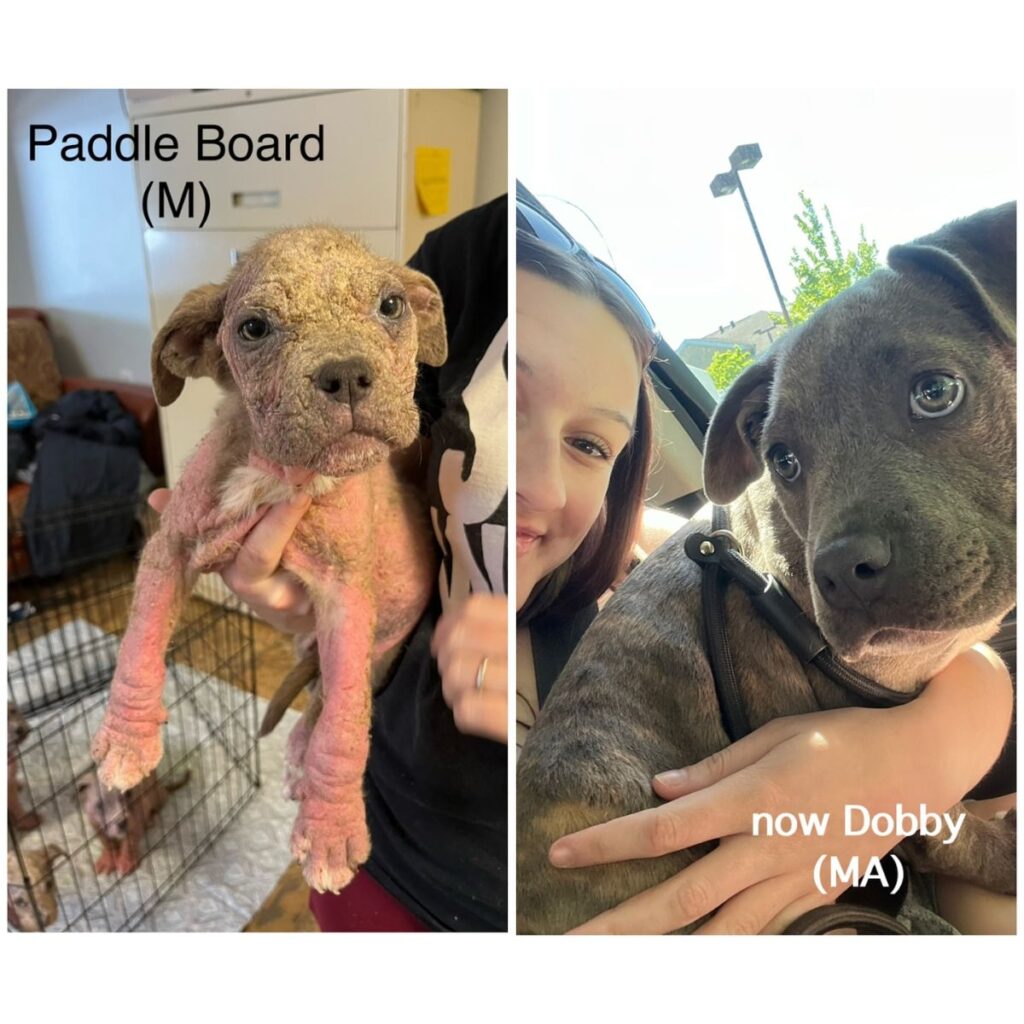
[768,444,801,482]
[239,317,271,342]
[379,295,405,320]
[910,372,964,419]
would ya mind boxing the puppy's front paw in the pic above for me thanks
[91,720,163,791]
[983,807,1016,896]
[291,797,371,894]
[95,848,117,875]
[115,850,140,876]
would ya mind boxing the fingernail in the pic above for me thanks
[654,769,688,786]
[549,843,575,868]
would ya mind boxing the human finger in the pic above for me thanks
[439,649,508,706]
[567,841,767,935]
[693,872,812,935]
[147,488,171,514]
[762,889,844,935]
[228,493,311,584]
[549,767,768,868]
[451,689,508,743]
[650,715,807,800]
[239,574,313,618]
[431,594,507,659]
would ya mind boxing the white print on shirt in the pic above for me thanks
[431,321,508,612]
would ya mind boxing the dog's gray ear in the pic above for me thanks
[398,268,447,367]
[703,354,777,505]
[887,201,1016,345]
[151,283,229,406]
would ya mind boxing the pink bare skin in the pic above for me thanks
[92,227,446,893]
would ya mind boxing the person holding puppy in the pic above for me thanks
[514,205,1014,935]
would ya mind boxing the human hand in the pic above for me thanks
[431,594,508,744]
[147,487,315,634]
[548,645,1013,934]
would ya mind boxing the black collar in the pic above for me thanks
[685,505,919,742]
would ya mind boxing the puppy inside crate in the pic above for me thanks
[8,689,194,931]
[7,602,255,931]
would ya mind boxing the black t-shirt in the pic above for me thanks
[363,196,508,931]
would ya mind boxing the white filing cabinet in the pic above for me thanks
[131,88,483,489]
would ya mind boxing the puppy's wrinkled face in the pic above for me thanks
[221,231,420,475]
[153,227,447,478]
[759,273,1015,661]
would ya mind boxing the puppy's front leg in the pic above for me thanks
[95,834,119,875]
[91,530,196,790]
[283,682,322,800]
[903,803,1016,896]
[291,586,375,893]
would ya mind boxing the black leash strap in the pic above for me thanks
[685,506,919,742]
[782,905,910,935]
[690,506,751,742]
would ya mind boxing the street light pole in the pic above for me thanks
[710,144,792,327]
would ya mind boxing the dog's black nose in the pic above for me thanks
[813,534,892,609]
[314,359,374,405]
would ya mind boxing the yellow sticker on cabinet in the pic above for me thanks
[415,147,451,217]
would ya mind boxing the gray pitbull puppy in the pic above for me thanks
[517,202,1016,934]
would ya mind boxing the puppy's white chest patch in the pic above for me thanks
[219,464,334,520]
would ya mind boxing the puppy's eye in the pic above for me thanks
[768,443,801,483]
[910,372,964,419]
[379,295,405,320]
[238,317,271,342]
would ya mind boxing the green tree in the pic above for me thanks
[707,346,754,392]
[774,191,880,327]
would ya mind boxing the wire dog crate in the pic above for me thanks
[7,496,259,931]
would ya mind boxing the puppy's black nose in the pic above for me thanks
[814,534,892,609]
[314,359,374,405]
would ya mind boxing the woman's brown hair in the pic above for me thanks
[517,230,656,622]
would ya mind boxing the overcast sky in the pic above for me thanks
[517,88,1016,344]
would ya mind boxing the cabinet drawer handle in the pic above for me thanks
[232,190,281,209]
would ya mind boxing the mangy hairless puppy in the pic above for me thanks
[92,228,445,893]
[77,765,190,876]
[518,202,1016,933]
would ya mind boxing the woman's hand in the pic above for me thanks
[147,488,315,634]
[431,594,509,744]
[548,644,1013,934]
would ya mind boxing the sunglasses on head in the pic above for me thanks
[515,193,663,345]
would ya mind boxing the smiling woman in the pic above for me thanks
[516,273,641,608]
[514,226,656,749]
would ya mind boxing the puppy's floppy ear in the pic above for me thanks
[397,267,447,367]
[702,353,777,505]
[151,283,228,406]
[887,201,1016,345]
